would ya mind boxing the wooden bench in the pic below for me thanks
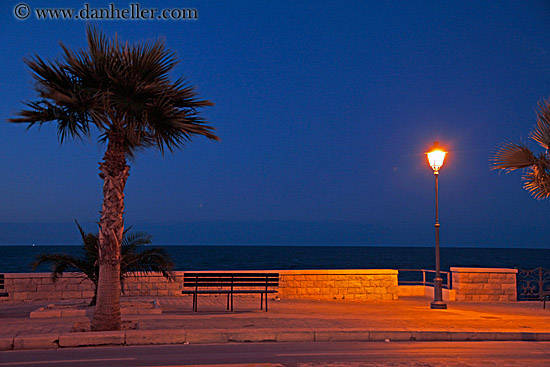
[182,272,279,312]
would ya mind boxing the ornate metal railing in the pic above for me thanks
[517,267,550,301]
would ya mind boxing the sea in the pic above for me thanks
[0,245,549,273]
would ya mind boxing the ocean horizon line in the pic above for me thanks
[0,243,548,250]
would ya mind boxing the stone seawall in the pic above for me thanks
[279,269,398,301]
[0,269,399,302]
[451,267,518,302]
[0,268,518,303]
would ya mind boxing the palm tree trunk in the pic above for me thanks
[91,132,129,331]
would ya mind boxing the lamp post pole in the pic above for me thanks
[431,168,446,309]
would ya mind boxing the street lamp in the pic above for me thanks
[426,142,447,310]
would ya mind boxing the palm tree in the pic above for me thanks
[491,99,550,199]
[33,221,175,306]
[9,27,218,330]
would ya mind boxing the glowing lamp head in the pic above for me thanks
[427,142,446,172]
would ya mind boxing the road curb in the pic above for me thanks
[3,329,550,350]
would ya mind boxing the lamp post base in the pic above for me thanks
[431,277,447,309]
[430,300,447,309]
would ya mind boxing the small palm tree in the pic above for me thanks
[10,26,218,330]
[33,221,174,306]
[491,99,550,199]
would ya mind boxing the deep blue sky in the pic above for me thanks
[1,1,550,247]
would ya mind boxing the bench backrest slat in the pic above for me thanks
[183,273,279,288]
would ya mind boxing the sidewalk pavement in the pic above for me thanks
[1,295,550,350]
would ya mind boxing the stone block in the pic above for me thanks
[369,331,412,341]
[185,330,228,343]
[450,332,497,341]
[285,280,298,287]
[33,292,56,300]
[501,283,516,291]
[276,331,315,342]
[0,337,13,351]
[37,284,57,292]
[410,331,452,341]
[13,334,58,350]
[471,276,490,283]
[503,294,516,302]
[334,281,349,288]
[66,284,86,291]
[315,330,370,342]
[126,330,186,345]
[228,331,276,342]
[13,292,29,301]
[366,293,379,301]
[308,288,320,295]
[296,288,308,295]
[59,331,125,347]
[62,291,83,299]
[30,309,61,318]
[82,291,95,298]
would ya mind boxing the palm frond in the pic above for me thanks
[121,247,175,280]
[32,253,96,283]
[33,221,174,295]
[522,155,550,200]
[9,25,217,154]
[121,231,152,257]
[530,99,550,150]
[490,142,536,172]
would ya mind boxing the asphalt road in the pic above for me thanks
[1,341,549,367]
